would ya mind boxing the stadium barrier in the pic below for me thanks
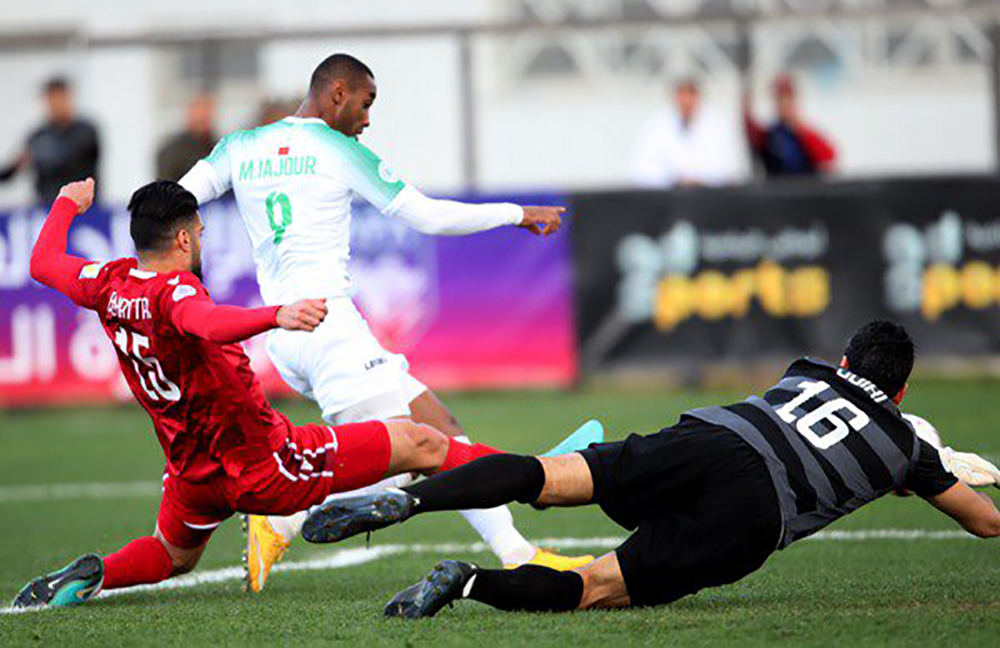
[0,193,576,406]
[572,176,1000,372]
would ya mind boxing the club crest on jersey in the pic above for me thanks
[378,161,399,184]
[836,367,889,403]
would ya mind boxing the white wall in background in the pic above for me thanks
[0,0,994,205]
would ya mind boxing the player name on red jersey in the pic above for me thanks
[107,291,152,321]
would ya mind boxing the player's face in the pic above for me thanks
[335,76,376,138]
[188,215,205,280]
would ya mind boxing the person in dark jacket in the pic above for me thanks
[0,76,101,206]
[744,74,836,178]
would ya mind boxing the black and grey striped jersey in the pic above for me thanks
[687,358,957,548]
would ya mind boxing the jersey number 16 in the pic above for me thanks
[774,380,871,450]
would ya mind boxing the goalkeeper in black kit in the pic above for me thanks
[302,321,1000,617]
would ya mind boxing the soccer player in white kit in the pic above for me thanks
[180,53,593,591]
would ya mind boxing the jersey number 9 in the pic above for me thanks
[266,192,293,244]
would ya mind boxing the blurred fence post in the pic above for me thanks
[991,21,1000,175]
[458,30,479,192]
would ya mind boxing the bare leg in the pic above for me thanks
[576,551,631,609]
[153,526,208,576]
[408,388,538,566]
[537,453,595,507]
[408,389,465,438]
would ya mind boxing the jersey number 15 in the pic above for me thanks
[774,380,870,450]
[114,328,181,402]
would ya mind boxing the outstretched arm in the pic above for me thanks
[926,482,1000,538]
[385,185,564,237]
[29,179,97,306]
[170,294,327,344]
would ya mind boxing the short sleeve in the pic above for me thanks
[181,135,233,202]
[71,260,114,309]
[903,437,959,498]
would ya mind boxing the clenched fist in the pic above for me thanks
[277,298,328,332]
[57,177,95,214]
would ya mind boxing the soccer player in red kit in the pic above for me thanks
[12,178,504,609]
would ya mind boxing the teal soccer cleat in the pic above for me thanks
[12,554,104,609]
[540,419,604,457]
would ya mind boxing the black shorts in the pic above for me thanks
[579,416,782,607]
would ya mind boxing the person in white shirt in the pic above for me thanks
[630,78,743,188]
[180,53,593,592]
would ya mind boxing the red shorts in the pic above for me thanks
[156,421,391,548]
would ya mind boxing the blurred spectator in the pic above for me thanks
[630,78,742,188]
[256,98,300,127]
[156,93,218,181]
[744,74,836,177]
[0,76,100,206]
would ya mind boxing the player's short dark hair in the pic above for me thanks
[43,76,70,94]
[128,180,199,253]
[309,53,374,95]
[843,320,915,397]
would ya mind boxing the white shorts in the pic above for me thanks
[266,296,427,424]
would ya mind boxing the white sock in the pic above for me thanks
[266,510,309,543]
[459,505,536,565]
[452,435,536,565]
[269,473,416,542]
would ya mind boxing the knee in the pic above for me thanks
[169,552,201,576]
[398,422,449,471]
[438,413,464,438]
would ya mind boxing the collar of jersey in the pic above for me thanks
[129,268,157,279]
[283,116,325,125]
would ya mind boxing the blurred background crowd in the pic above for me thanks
[3,0,1000,405]
[0,0,996,207]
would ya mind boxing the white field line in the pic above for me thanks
[0,481,160,503]
[0,530,979,616]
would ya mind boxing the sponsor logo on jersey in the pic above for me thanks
[79,262,105,279]
[107,292,152,321]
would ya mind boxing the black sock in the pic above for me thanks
[466,565,584,612]
[403,454,545,513]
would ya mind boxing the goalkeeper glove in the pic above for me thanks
[939,448,1000,489]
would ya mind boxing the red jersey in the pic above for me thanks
[32,197,289,482]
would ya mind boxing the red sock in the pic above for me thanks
[102,536,174,590]
[440,437,503,472]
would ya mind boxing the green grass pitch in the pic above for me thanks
[0,380,997,646]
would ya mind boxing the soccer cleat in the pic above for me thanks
[541,419,604,457]
[242,514,291,593]
[504,548,594,571]
[302,489,415,544]
[384,560,475,619]
[11,554,104,609]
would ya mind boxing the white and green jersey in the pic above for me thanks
[180,116,521,305]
